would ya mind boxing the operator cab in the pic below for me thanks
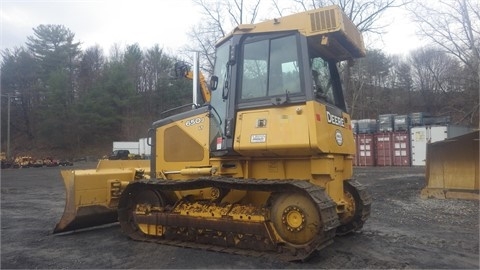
[208,31,347,155]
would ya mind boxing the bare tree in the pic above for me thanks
[183,21,222,76]
[226,0,261,25]
[270,0,287,16]
[409,47,471,122]
[388,56,414,112]
[288,0,408,117]
[409,0,479,126]
[288,0,409,35]
[182,0,262,75]
[409,0,479,71]
[348,49,393,118]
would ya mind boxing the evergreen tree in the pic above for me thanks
[25,24,81,150]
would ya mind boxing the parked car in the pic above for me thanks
[58,160,73,166]
[32,159,44,168]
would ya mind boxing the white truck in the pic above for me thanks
[112,138,151,159]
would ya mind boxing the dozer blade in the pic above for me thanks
[421,131,479,200]
[54,160,150,234]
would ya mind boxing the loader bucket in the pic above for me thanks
[54,160,150,234]
[421,130,479,200]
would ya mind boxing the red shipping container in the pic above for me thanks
[356,134,375,166]
[375,133,394,166]
[392,131,411,166]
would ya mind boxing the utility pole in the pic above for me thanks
[1,93,14,160]
[7,93,11,160]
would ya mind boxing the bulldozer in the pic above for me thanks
[54,5,371,261]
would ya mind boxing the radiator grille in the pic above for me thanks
[310,9,337,32]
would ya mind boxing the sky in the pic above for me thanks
[1,0,424,57]
[1,0,202,54]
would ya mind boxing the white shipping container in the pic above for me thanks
[411,125,472,166]
[411,126,427,166]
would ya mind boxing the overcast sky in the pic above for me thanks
[1,0,423,57]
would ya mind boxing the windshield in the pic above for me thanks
[209,40,230,151]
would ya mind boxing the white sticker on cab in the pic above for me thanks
[250,134,266,143]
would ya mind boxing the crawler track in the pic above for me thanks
[349,180,372,230]
[336,180,372,235]
[118,177,341,261]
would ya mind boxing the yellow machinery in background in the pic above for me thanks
[54,5,371,261]
[421,130,479,200]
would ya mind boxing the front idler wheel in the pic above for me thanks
[270,192,321,245]
[337,181,363,235]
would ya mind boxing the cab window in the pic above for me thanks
[241,34,301,100]
[311,57,335,104]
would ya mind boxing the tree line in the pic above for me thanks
[346,48,478,124]
[1,0,478,159]
[1,25,193,158]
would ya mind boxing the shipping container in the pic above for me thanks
[392,131,411,166]
[355,134,375,166]
[432,125,472,139]
[357,119,377,134]
[426,116,451,126]
[394,115,410,131]
[411,125,473,166]
[375,133,393,166]
[378,114,396,132]
[410,112,432,126]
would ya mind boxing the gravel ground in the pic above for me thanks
[1,163,478,269]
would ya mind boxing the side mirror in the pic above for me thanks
[210,76,218,91]
[146,128,154,146]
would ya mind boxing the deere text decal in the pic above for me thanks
[326,107,345,127]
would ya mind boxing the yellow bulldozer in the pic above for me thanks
[54,5,371,261]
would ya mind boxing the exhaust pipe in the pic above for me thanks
[192,51,200,109]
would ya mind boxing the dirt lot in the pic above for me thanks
[1,163,478,269]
